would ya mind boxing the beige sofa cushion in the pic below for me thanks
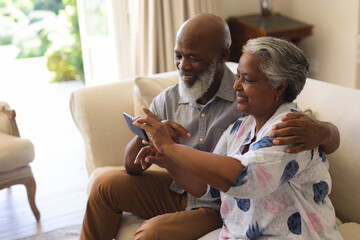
[338,222,360,240]
[115,212,145,240]
[0,133,34,172]
[133,71,178,116]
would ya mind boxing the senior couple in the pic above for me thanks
[81,13,342,240]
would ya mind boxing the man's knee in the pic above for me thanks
[88,170,130,204]
[133,218,163,240]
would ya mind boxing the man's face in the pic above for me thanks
[174,33,219,101]
[178,60,216,102]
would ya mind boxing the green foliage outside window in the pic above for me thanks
[0,0,84,82]
[46,0,84,82]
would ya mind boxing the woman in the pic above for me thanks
[134,37,342,239]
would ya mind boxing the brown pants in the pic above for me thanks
[80,169,222,240]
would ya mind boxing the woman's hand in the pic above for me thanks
[133,108,177,154]
[133,108,190,144]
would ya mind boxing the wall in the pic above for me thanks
[219,0,360,89]
[219,0,259,19]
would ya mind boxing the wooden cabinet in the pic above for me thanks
[227,14,313,62]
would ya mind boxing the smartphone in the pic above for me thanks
[123,112,149,141]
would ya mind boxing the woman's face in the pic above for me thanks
[234,52,279,119]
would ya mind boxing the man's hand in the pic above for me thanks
[269,112,339,154]
[162,119,191,143]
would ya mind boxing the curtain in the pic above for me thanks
[111,0,132,80]
[128,0,219,76]
[77,0,219,84]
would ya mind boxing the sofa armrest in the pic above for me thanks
[70,79,135,175]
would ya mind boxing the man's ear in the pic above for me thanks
[277,80,288,96]
[219,48,230,63]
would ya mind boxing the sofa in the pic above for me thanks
[70,62,360,239]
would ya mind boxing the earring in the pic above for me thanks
[276,95,279,101]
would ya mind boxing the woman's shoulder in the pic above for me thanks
[267,102,300,125]
[256,102,300,138]
[277,102,301,116]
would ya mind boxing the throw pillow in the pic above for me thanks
[133,71,178,116]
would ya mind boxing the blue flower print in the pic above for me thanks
[318,147,326,162]
[287,212,302,235]
[280,160,299,185]
[209,186,220,198]
[290,108,301,113]
[250,136,275,151]
[232,166,248,187]
[246,222,264,240]
[222,218,227,228]
[230,120,243,135]
[244,131,252,143]
[313,181,329,204]
[234,197,250,212]
[311,149,314,160]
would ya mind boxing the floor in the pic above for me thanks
[0,57,88,239]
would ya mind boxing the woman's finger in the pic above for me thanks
[143,108,161,121]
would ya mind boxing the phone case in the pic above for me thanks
[123,112,149,141]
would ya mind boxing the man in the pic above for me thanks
[80,13,339,240]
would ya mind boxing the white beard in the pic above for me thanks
[178,61,216,102]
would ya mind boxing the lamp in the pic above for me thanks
[261,0,272,17]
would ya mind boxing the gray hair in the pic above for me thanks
[242,37,309,102]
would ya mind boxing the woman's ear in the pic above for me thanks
[276,80,288,96]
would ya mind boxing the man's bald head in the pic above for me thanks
[176,13,231,53]
[174,13,232,104]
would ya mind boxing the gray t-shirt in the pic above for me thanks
[149,66,244,210]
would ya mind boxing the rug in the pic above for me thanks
[17,224,81,240]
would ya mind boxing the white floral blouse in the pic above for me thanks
[200,102,342,240]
